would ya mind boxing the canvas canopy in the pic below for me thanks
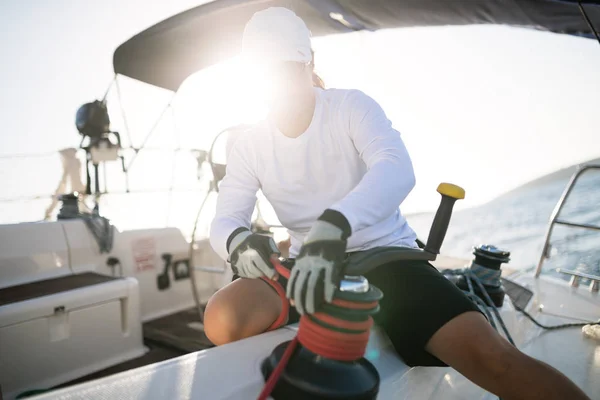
[113,0,600,91]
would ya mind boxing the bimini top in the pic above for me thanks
[113,0,600,91]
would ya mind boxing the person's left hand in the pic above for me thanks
[286,210,350,314]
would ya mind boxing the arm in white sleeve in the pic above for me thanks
[330,90,416,234]
[209,139,260,261]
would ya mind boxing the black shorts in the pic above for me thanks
[232,256,481,367]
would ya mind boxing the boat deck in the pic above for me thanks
[143,307,213,353]
[29,273,600,400]
[513,273,600,398]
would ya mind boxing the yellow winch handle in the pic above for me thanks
[424,183,466,255]
[437,183,466,200]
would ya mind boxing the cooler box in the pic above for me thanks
[0,273,145,399]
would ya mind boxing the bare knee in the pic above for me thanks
[204,278,282,346]
[204,295,245,345]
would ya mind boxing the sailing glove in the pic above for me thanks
[227,228,280,279]
[287,209,351,314]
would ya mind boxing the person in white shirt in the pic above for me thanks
[205,7,589,400]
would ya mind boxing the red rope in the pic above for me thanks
[297,313,372,361]
[257,260,296,400]
[262,273,289,332]
[257,258,375,400]
[256,335,300,400]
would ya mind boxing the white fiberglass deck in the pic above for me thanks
[512,273,600,399]
[30,273,599,400]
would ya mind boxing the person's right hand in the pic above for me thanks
[227,230,280,279]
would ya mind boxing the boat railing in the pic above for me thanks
[555,268,600,292]
[534,164,600,292]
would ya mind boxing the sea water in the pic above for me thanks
[406,168,600,281]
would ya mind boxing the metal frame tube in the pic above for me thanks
[534,164,600,277]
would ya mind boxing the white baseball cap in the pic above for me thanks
[241,7,312,66]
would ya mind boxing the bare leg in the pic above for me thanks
[204,278,283,345]
[426,312,590,400]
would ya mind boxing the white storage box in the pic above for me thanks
[0,273,145,399]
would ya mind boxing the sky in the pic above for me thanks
[1,0,600,231]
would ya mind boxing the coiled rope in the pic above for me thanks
[257,257,378,400]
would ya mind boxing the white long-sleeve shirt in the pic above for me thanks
[210,88,418,261]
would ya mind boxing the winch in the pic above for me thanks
[456,244,511,307]
[260,269,383,400]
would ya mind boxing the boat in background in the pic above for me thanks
[1,1,599,399]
